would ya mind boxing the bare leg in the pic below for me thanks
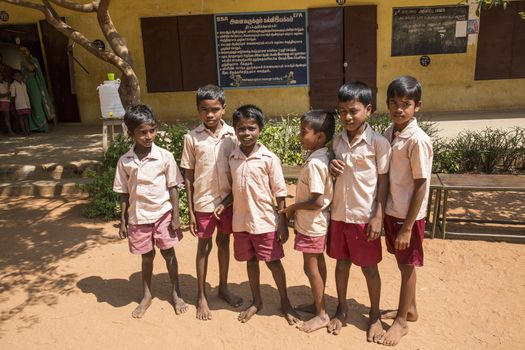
[3,111,14,136]
[266,260,301,325]
[380,264,415,346]
[216,232,243,307]
[361,265,384,342]
[327,259,351,335]
[295,253,327,314]
[195,238,213,320]
[238,257,262,323]
[297,253,329,333]
[132,250,155,318]
[161,248,188,315]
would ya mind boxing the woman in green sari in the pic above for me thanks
[20,46,56,132]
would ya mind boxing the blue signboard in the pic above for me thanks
[214,10,308,89]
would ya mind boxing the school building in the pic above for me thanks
[1,0,524,124]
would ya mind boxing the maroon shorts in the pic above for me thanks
[195,206,233,239]
[127,211,182,255]
[294,230,326,254]
[327,220,382,267]
[384,215,425,267]
[233,231,285,262]
[0,101,10,112]
[16,108,31,116]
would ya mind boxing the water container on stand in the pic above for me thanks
[97,79,125,119]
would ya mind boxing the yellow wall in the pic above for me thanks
[4,0,525,124]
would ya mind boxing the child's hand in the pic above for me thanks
[277,217,289,244]
[213,204,225,221]
[329,159,345,177]
[118,223,128,239]
[278,205,295,220]
[395,226,411,250]
[367,215,382,241]
[188,212,197,237]
[170,213,180,232]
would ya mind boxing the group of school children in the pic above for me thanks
[113,75,433,347]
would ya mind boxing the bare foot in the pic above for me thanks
[297,314,330,333]
[238,302,262,323]
[367,316,385,343]
[381,309,418,322]
[282,301,301,325]
[327,308,347,335]
[218,288,243,307]
[173,295,188,315]
[294,303,315,314]
[379,320,409,346]
[131,296,152,318]
[196,297,212,320]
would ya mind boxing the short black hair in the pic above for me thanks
[124,104,156,132]
[301,110,336,144]
[386,76,422,104]
[338,82,372,106]
[232,104,264,130]
[196,84,225,106]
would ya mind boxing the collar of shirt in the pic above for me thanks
[230,143,272,160]
[302,147,328,167]
[195,120,234,139]
[341,123,373,148]
[123,142,163,165]
[393,117,418,140]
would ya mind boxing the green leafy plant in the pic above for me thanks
[260,115,304,166]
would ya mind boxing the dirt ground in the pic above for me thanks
[1,189,524,349]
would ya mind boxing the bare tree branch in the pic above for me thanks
[97,0,133,66]
[0,0,46,11]
[48,0,99,12]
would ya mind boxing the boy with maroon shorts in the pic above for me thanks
[181,84,242,321]
[280,110,335,333]
[328,82,391,342]
[113,105,187,318]
[215,105,300,325]
[379,76,433,346]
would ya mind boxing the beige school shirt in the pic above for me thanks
[180,121,236,213]
[384,118,433,220]
[0,81,10,102]
[229,143,287,234]
[294,147,333,236]
[113,143,183,225]
[331,124,391,224]
[9,81,31,110]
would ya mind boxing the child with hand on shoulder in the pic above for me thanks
[113,105,187,318]
[215,105,301,325]
[279,110,335,333]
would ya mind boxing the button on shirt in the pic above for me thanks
[294,147,333,236]
[331,125,391,224]
[384,118,433,220]
[229,143,287,234]
[180,121,236,213]
[113,143,183,225]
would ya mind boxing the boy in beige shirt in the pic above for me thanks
[280,110,335,333]
[181,85,242,321]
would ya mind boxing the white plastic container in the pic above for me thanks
[97,79,125,118]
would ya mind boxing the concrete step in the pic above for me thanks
[0,178,91,197]
[0,161,100,181]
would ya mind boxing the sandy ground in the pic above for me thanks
[1,189,525,350]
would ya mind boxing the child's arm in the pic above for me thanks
[279,193,323,220]
[213,193,232,221]
[367,173,389,241]
[168,186,180,231]
[396,178,426,250]
[118,193,129,239]
[276,196,289,243]
[0,92,9,99]
[183,169,197,236]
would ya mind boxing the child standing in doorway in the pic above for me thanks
[9,70,30,136]
[180,84,243,321]
[113,104,188,318]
